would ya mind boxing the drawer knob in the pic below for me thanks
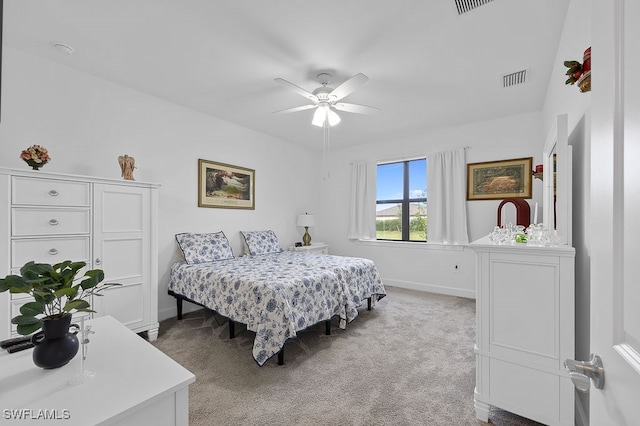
[95,258,102,265]
[49,219,59,226]
[48,248,59,255]
[48,190,59,197]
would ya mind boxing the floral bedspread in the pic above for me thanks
[168,252,385,366]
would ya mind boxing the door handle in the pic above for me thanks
[564,354,605,392]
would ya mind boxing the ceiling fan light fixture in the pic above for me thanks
[275,71,375,128]
[327,109,341,126]
[312,106,327,127]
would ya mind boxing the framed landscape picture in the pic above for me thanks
[467,157,532,200]
[198,159,255,209]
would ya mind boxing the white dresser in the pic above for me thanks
[290,242,329,254]
[470,235,575,426]
[0,315,195,426]
[0,168,160,341]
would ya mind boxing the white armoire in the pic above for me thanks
[0,167,160,341]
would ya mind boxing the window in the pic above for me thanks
[376,159,427,241]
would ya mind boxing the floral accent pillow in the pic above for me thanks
[240,230,284,256]
[175,232,234,264]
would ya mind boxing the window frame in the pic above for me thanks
[376,158,427,242]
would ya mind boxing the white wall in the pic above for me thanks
[0,47,322,320]
[318,112,545,298]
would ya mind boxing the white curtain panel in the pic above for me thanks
[348,161,374,240]
[426,148,469,244]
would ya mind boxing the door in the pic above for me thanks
[92,183,151,332]
[589,0,640,423]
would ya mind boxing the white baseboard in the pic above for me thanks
[382,278,476,299]
[158,302,202,322]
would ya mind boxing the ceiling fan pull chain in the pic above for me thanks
[323,123,330,180]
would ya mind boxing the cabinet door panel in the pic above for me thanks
[490,260,558,358]
[102,238,144,279]
[93,284,146,328]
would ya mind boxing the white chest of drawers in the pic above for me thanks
[0,168,160,341]
[470,235,576,426]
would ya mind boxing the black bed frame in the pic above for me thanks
[168,290,372,366]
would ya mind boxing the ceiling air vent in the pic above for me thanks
[454,0,494,15]
[502,69,527,88]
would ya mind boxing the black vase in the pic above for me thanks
[31,315,80,369]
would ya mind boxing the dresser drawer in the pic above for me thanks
[12,237,90,268]
[12,208,91,237]
[12,177,90,207]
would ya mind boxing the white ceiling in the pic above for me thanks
[3,0,571,151]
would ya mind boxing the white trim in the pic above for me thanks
[353,238,467,251]
[376,155,426,166]
[384,281,475,299]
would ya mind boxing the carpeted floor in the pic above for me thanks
[151,286,543,425]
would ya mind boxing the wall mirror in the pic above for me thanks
[543,113,572,245]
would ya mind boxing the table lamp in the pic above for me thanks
[297,213,315,246]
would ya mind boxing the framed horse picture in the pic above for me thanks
[198,159,255,209]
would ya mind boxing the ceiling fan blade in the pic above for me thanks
[274,78,318,103]
[329,73,369,101]
[273,104,318,114]
[333,102,380,115]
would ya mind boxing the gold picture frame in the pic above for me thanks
[198,159,255,209]
[467,157,532,200]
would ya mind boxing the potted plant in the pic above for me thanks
[0,260,119,368]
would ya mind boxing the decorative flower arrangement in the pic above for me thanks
[20,145,51,170]
[564,47,591,92]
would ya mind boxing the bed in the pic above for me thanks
[168,231,386,366]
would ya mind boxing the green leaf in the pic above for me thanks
[1,275,30,291]
[80,270,105,290]
[85,269,105,281]
[20,301,45,316]
[20,262,53,277]
[53,260,73,271]
[63,299,90,312]
[74,308,96,313]
[54,287,78,298]
[34,291,56,304]
[11,315,42,325]
[17,322,43,335]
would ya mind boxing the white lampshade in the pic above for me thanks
[312,106,327,127]
[327,109,341,126]
[297,213,315,227]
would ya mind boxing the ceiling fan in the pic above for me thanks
[273,72,380,127]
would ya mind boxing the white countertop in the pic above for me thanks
[470,234,575,256]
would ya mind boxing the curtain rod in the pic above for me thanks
[374,147,470,166]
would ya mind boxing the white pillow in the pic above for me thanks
[175,232,234,264]
[240,230,284,256]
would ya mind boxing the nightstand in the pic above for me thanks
[291,242,329,254]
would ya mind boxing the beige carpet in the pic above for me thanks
[152,286,543,426]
